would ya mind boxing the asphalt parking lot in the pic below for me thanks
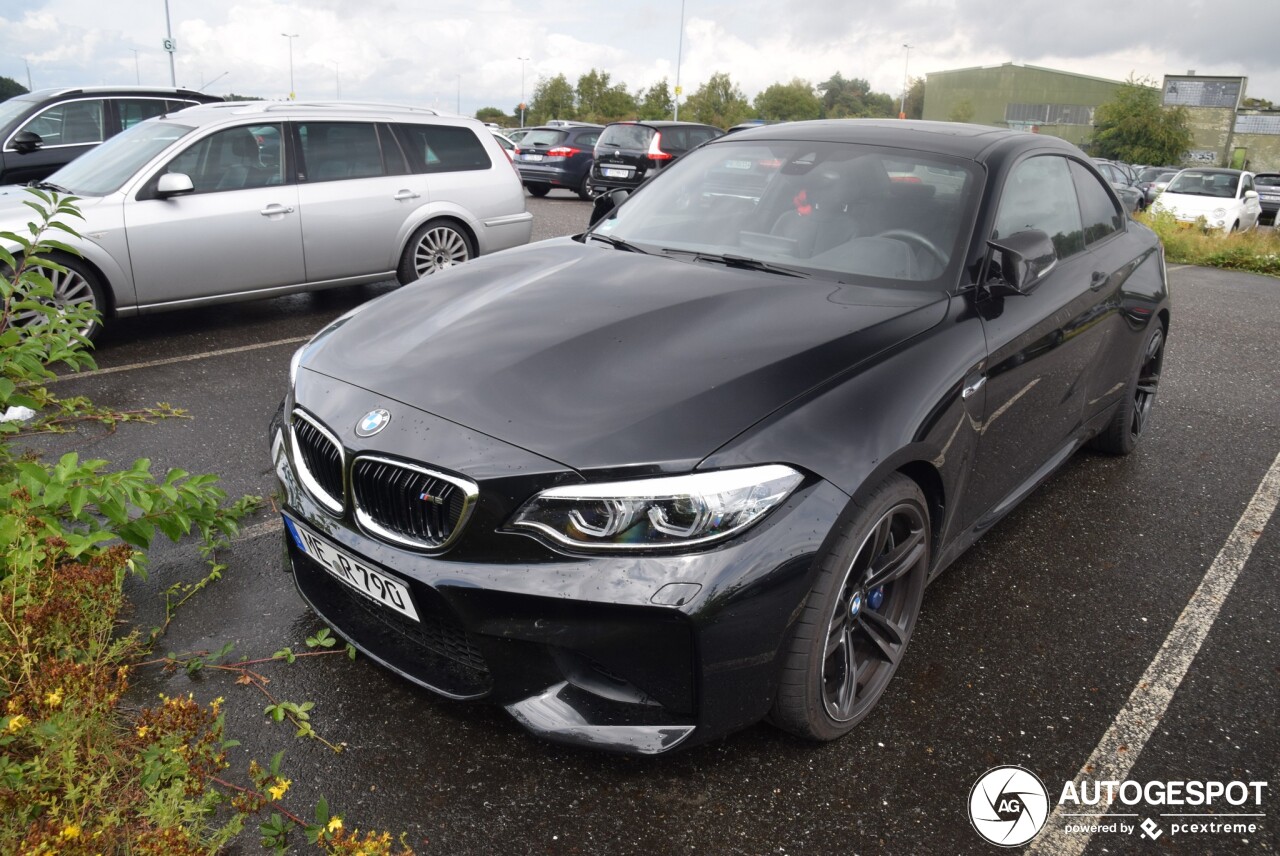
[31,194,1279,854]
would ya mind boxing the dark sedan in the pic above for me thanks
[1256,172,1280,225]
[513,122,603,199]
[273,120,1169,754]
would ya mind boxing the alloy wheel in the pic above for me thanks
[1130,328,1164,440]
[822,501,926,723]
[412,226,470,278]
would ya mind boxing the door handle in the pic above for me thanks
[260,204,294,216]
[1089,271,1109,290]
[962,375,986,400]
[394,190,421,201]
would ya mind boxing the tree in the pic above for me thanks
[636,79,673,120]
[816,73,896,119]
[948,98,975,123]
[683,72,753,128]
[0,75,28,101]
[527,74,576,124]
[475,106,513,126]
[1091,77,1192,166]
[753,79,821,122]
[576,69,636,123]
[902,77,925,120]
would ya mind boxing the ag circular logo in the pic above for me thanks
[968,765,1050,847]
[355,408,391,437]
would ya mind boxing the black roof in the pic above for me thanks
[13,86,221,102]
[606,120,721,130]
[714,119,1081,163]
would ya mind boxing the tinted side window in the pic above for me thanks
[23,100,105,146]
[164,123,285,193]
[116,98,172,131]
[1069,161,1123,245]
[395,124,492,173]
[994,155,1084,258]
[297,122,386,182]
[576,131,601,148]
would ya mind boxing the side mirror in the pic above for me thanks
[1243,189,1259,201]
[11,130,43,154]
[156,172,195,198]
[588,188,630,227]
[984,229,1057,294]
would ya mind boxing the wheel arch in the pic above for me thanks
[397,213,480,267]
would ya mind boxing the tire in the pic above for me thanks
[1090,323,1165,455]
[526,183,550,198]
[577,173,593,201]
[11,254,107,342]
[396,220,475,284]
[772,473,929,741]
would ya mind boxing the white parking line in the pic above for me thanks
[45,336,311,384]
[1028,449,1280,855]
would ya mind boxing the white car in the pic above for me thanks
[1149,167,1262,233]
[1,101,533,340]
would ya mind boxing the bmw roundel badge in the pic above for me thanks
[355,408,391,437]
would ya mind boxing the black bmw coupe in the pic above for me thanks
[272,120,1169,754]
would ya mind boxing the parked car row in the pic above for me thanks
[1149,167,1265,233]
[500,119,723,199]
[0,101,533,340]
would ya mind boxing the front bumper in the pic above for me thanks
[270,377,845,754]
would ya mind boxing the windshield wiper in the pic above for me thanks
[27,180,71,193]
[662,249,814,279]
[585,232,652,254]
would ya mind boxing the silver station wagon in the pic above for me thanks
[0,101,533,339]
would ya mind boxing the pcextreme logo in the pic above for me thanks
[967,767,1270,848]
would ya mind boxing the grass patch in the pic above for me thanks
[1137,209,1280,277]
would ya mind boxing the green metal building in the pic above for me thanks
[922,62,1131,147]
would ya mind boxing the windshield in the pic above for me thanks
[1165,170,1241,198]
[590,139,980,284]
[45,120,193,196]
[1138,167,1173,182]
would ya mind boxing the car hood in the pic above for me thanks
[0,186,105,226]
[303,239,949,473]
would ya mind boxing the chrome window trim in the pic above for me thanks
[3,96,198,153]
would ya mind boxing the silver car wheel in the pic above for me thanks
[412,225,471,277]
[13,260,104,341]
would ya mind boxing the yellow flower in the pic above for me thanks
[6,715,28,733]
[60,823,81,840]
[327,816,343,834]
[44,688,63,708]
[211,696,225,710]
[267,777,291,801]
[136,725,150,738]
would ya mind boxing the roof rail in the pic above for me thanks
[256,100,445,116]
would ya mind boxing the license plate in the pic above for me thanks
[283,515,420,622]
[522,153,544,162]
[602,167,629,178]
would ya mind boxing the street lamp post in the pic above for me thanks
[130,49,140,85]
[332,61,340,99]
[281,33,299,100]
[517,56,530,127]
[673,0,686,120]
[899,43,913,119]
[163,0,176,86]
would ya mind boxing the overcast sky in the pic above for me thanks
[2,0,1278,117]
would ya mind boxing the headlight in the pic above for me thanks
[510,465,803,551]
[1212,207,1226,219]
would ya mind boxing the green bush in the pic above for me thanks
[0,190,411,854]
[1137,209,1280,277]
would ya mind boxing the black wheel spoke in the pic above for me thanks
[858,609,905,663]
[824,625,858,719]
[866,523,924,589]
